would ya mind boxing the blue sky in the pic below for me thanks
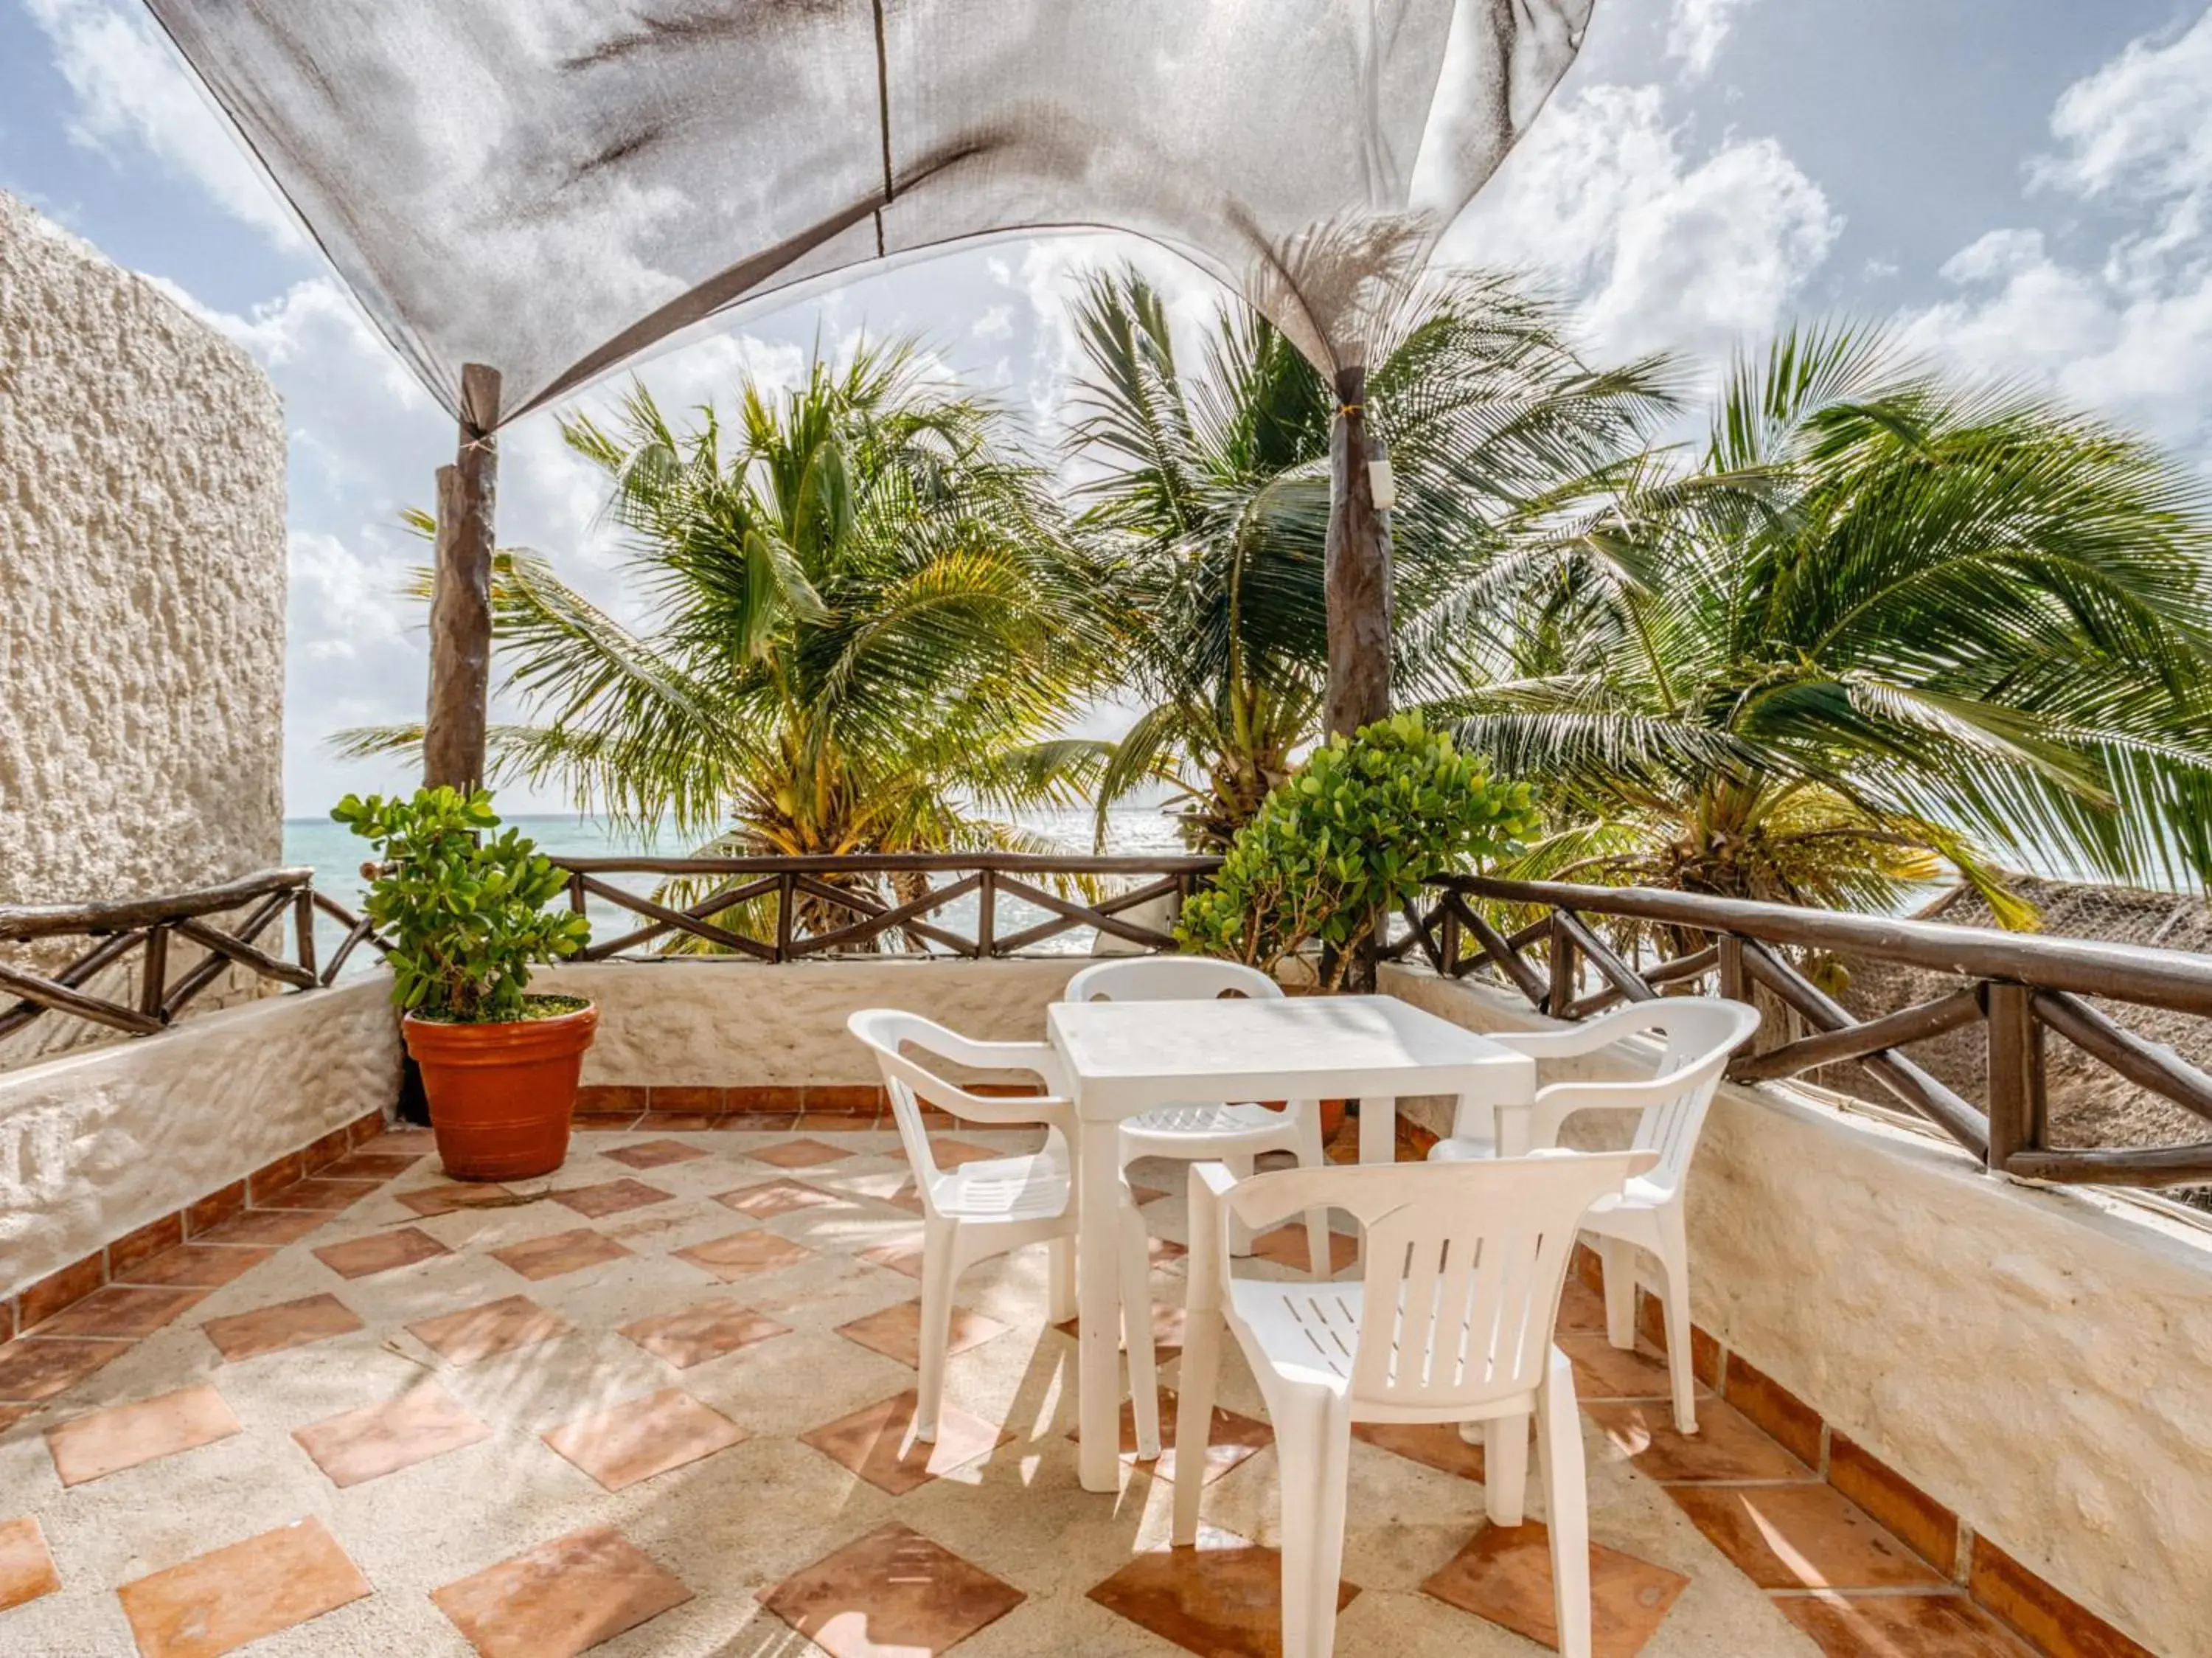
[4,0,2210,816]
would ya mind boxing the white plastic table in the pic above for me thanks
[1046,992,1538,1492]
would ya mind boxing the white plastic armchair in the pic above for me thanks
[1173,1151,1657,1658]
[1062,957,1332,1276]
[1429,996,1760,1433]
[847,1009,1161,1452]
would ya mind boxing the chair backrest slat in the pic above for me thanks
[1230,1153,1651,1412]
[1065,957,1281,1005]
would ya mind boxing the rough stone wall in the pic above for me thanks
[1382,962,2212,1657]
[0,190,287,1063]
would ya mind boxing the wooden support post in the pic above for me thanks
[775,873,796,962]
[1324,364,1392,740]
[424,363,501,792]
[1717,933,1747,1002]
[1439,898,1461,978]
[1986,981,2045,1173]
[1548,912,1578,1018]
[293,887,317,982]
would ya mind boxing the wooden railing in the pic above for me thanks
[0,868,382,1042]
[549,853,1222,962]
[1402,874,2212,1190]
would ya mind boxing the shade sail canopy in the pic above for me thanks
[145,0,1591,429]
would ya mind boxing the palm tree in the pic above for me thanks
[1066,265,1674,847]
[339,339,1113,940]
[1446,326,2212,920]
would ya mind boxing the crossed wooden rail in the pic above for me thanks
[548,852,1224,962]
[0,868,381,1041]
[1402,874,2212,1190]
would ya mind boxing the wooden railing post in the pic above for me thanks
[1547,911,1577,1017]
[775,873,796,962]
[975,870,996,960]
[1717,932,1747,1002]
[293,887,317,982]
[1438,898,1461,979]
[139,925,169,1023]
[1986,981,2045,1174]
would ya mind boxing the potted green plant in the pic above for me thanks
[1177,712,1539,991]
[335,786,595,1180]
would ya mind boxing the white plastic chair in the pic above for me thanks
[848,1009,1161,1453]
[1428,996,1760,1434]
[1174,1151,1657,1658]
[1062,957,1332,1277]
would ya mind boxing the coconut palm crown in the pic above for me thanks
[1445,326,2212,918]
[1065,264,1675,847]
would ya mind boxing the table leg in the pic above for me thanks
[1358,1094,1394,1168]
[1077,1116,1123,1494]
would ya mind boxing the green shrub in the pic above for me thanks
[333,786,591,1022]
[1176,713,1538,988]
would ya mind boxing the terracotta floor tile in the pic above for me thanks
[542,1387,748,1491]
[1584,1398,1814,1483]
[194,1209,330,1246]
[32,1285,206,1339]
[114,1244,277,1288]
[1351,1417,1517,1483]
[45,1384,240,1487]
[293,1381,493,1488]
[0,1404,29,1434]
[202,1294,365,1362]
[313,1227,452,1280]
[875,1179,928,1215]
[762,1521,1023,1658]
[431,1525,691,1658]
[1559,1332,1688,1401]
[1078,1388,1273,1485]
[1053,1302,1190,1357]
[1558,1277,1611,1333]
[1129,1182,1168,1206]
[1669,1485,1948,1590]
[922,1138,1009,1170]
[490,1227,634,1282]
[749,1137,855,1170]
[550,1179,675,1219]
[254,1177,381,1210]
[716,1179,841,1219]
[394,1183,519,1218]
[602,1138,710,1170]
[672,1229,816,1283]
[0,1516,62,1612]
[0,1337,126,1402]
[836,1300,1007,1369]
[408,1295,574,1366]
[116,1516,370,1658]
[316,1152,423,1181]
[1248,1224,1361,1274]
[1777,1590,2036,1657]
[619,1300,791,1369]
[859,1238,926,1278]
[800,1390,1013,1496]
[1088,1527,1357,1658]
[1422,1520,1690,1658]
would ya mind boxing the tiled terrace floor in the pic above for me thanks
[0,1116,2041,1657]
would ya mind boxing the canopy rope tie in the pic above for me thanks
[1338,402,1365,418]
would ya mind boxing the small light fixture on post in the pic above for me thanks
[1368,447,1397,513]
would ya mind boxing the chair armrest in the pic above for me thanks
[1524,1074,1696,1147]
[942,1094,1077,1131]
[1185,1162,1240,1313]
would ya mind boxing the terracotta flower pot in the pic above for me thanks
[402,1000,599,1182]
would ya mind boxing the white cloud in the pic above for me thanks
[1666,0,1756,80]
[971,304,1015,341]
[21,0,300,246]
[1447,83,1840,368]
[1899,11,2212,462]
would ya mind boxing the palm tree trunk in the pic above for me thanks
[424,363,501,791]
